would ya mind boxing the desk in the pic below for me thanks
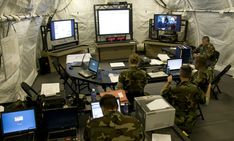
[46,45,90,72]
[145,125,191,141]
[144,40,181,58]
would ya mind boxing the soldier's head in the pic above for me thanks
[129,53,140,67]
[194,56,207,70]
[180,65,192,80]
[100,94,118,114]
[202,36,210,46]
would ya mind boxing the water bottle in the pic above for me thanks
[124,103,129,115]
[91,89,97,102]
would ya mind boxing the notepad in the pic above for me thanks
[41,83,60,97]
[152,133,171,141]
[147,98,170,111]
[150,59,164,65]
[110,62,125,68]
[157,54,170,62]
[147,71,168,78]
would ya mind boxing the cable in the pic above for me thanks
[56,0,73,13]
[153,0,168,9]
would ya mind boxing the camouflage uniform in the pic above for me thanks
[191,68,213,93]
[118,67,148,103]
[83,111,144,141]
[194,43,216,67]
[161,81,205,132]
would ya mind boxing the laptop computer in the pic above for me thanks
[166,58,182,76]
[1,109,36,141]
[91,98,121,119]
[78,58,99,78]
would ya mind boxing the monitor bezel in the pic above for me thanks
[97,8,131,36]
[154,14,182,32]
[1,108,36,136]
[50,19,76,41]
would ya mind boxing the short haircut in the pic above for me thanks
[129,53,140,65]
[100,94,118,110]
[202,36,210,42]
[180,65,192,78]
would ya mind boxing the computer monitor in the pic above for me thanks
[50,19,75,40]
[43,108,77,131]
[1,109,36,135]
[91,99,121,119]
[97,9,130,35]
[154,14,181,32]
[167,59,182,70]
[88,58,99,73]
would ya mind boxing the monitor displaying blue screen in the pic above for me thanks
[89,58,99,73]
[1,109,36,135]
[50,19,75,40]
[154,14,181,32]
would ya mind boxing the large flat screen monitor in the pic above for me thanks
[98,9,130,35]
[154,14,181,32]
[1,109,36,135]
[50,19,75,40]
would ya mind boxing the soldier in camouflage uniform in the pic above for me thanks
[193,36,216,67]
[117,53,148,104]
[191,56,213,94]
[161,65,211,133]
[83,94,144,141]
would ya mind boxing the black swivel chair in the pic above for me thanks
[21,82,40,105]
[211,64,231,100]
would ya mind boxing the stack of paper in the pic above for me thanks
[150,59,164,65]
[41,83,60,97]
[147,98,170,111]
[157,54,170,62]
[110,62,125,68]
[0,106,4,112]
[147,71,168,78]
[152,134,171,141]
[108,73,120,83]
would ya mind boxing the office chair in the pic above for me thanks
[21,82,40,103]
[211,64,231,100]
[209,50,220,68]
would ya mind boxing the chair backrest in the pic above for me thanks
[52,59,69,82]
[211,64,231,85]
[211,50,220,66]
[21,82,39,102]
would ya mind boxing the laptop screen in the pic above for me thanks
[43,108,77,131]
[167,59,182,71]
[91,99,121,119]
[89,58,99,73]
[1,109,36,135]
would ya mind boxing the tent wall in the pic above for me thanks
[0,0,234,103]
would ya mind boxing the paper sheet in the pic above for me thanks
[152,134,171,141]
[66,53,91,64]
[147,98,170,111]
[147,71,168,78]
[0,106,4,112]
[108,73,120,83]
[110,62,125,67]
[157,54,170,62]
[150,59,164,65]
[41,83,60,97]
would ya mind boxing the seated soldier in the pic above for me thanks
[161,65,211,133]
[193,36,216,67]
[191,56,213,94]
[117,53,148,104]
[83,94,144,141]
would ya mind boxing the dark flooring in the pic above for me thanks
[33,71,234,141]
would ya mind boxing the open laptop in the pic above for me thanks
[1,109,36,141]
[166,58,182,76]
[91,98,121,119]
[78,58,99,78]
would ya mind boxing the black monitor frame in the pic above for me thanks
[94,3,133,43]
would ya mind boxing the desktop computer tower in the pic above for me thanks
[39,57,51,74]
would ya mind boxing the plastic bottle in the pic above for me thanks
[124,103,129,115]
[91,89,97,102]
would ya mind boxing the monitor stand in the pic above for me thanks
[159,31,178,43]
